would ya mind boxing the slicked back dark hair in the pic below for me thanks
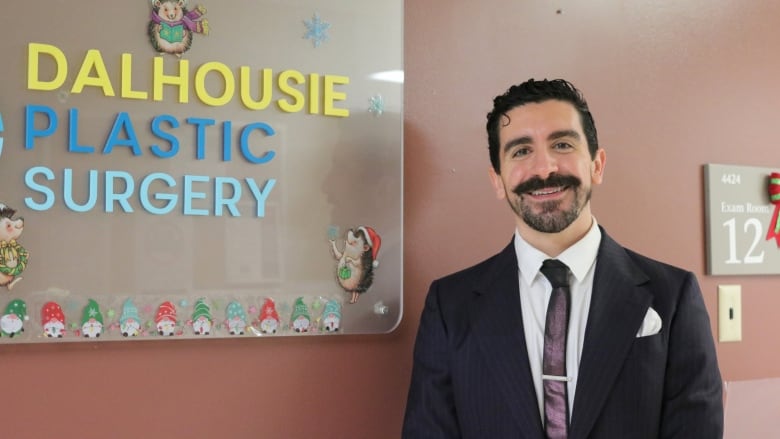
[486,78,599,173]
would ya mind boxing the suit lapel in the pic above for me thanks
[470,242,545,438]
[568,231,653,439]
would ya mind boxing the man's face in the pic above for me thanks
[489,100,605,233]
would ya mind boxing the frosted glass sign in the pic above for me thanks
[704,164,780,275]
[0,0,403,342]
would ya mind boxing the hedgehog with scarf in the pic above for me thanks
[149,0,209,57]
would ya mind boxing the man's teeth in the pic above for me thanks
[531,187,564,196]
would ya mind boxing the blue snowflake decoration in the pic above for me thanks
[303,12,331,48]
[368,94,385,116]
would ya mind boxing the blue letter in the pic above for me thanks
[24,166,56,211]
[103,112,142,156]
[186,117,215,160]
[240,122,276,164]
[245,178,276,217]
[183,174,209,216]
[63,168,98,212]
[105,170,135,213]
[25,105,58,150]
[222,120,232,162]
[139,173,177,215]
[68,108,95,153]
[150,114,180,158]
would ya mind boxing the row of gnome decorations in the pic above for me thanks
[0,296,343,339]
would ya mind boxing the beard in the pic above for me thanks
[508,173,591,233]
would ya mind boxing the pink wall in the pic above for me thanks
[4,0,780,437]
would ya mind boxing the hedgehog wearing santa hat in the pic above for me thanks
[41,301,66,338]
[329,226,381,304]
[155,301,177,336]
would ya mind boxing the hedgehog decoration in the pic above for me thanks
[0,203,28,290]
[148,0,209,57]
[329,226,381,304]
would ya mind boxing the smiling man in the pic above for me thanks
[402,79,723,439]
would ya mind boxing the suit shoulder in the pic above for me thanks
[432,249,509,289]
[600,227,694,284]
[622,246,693,283]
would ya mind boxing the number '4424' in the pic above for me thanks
[722,173,741,184]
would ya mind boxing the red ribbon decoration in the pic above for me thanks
[767,172,780,246]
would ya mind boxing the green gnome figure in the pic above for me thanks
[225,301,247,335]
[1,299,27,337]
[191,298,213,335]
[321,299,342,332]
[120,298,142,337]
[290,297,311,333]
[81,299,104,338]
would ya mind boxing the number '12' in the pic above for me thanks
[723,217,765,264]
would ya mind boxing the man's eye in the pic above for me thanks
[511,148,530,157]
[553,142,573,150]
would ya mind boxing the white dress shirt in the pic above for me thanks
[513,218,602,423]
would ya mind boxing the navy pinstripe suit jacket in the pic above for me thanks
[403,228,723,438]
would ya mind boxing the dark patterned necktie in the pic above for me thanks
[540,259,571,439]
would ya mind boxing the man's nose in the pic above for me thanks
[531,149,558,179]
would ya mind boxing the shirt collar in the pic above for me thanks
[514,218,602,285]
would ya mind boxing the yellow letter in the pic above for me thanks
[71,49,115,96]
[194,62,235,107]
[120,53,148,100]
[153,57,189,103]
[323,75,349,117]
[27,43,67,91]
[308,73,320,115]
[277,70,305,113]
[240,67,272,110]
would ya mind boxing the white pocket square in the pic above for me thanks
[636,307,662,337]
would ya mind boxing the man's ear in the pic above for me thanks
[591,148,606,185]
[488,167,507,200]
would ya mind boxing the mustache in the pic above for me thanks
[512,173,581,196]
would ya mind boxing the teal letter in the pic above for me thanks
[214,177,241,217]
[245,178,276,217]
[24,166,56,210]
[105,170,135,213]
[183,174,209,216]
[63,168,98,212]
[139,173,177,215]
